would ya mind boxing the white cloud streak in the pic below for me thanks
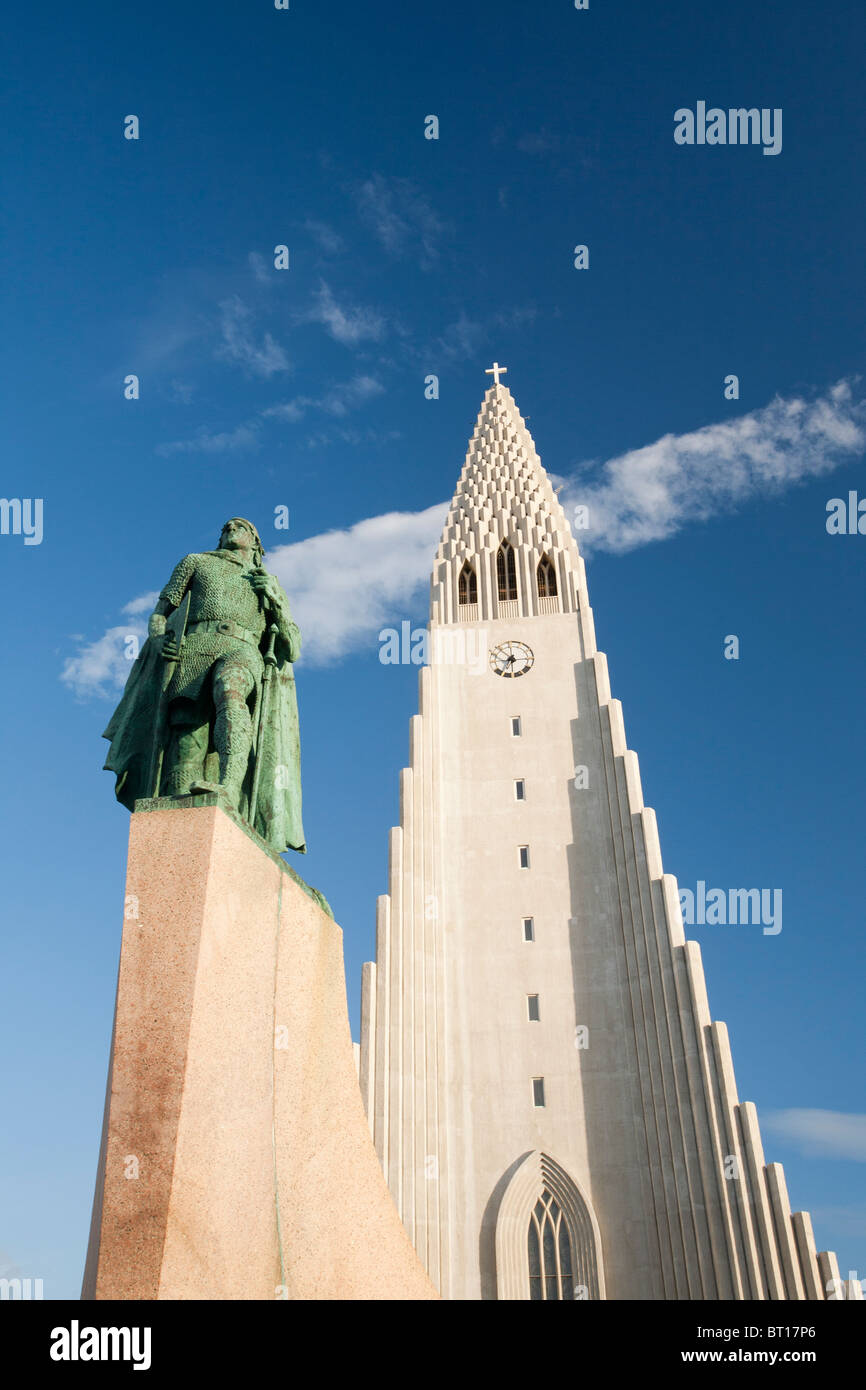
[303,219,344,255]
[561,380,865,553]
[763,1110,866,1162]
[355,173,446,268]
[63,381,866,694]
[808,1204,866,1239]
[122,591,159,615]
[262,374,384,422]
[62,594,158,697]
[62,622,149,700]
[302,281,386,346]
[156,422,262,456]
[60,507,446,696]
[267,504,446,663]
[158,376,383,455]
[247,251,271,284]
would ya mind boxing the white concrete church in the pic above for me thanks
[359,368,845,1302]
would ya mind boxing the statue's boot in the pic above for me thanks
[218,744,249,809]
[165,761,200,798]
[189,749,247,800]
[166,716,210,797]
[195,693,252,810]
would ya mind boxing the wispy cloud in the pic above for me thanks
[64,380,866,690]
[429,306,537,364]
[158,376,384,454]
[302,280,386,347]
[516,128,559,155]
[808,1204,866,1240]
[262,374,384,423]
[124,275,209,377]
[168,378,195,405]
[436,313,486,362]
[512,127,597,174]
[156,421,261,456]
[247,251,272,284]
[299,426,402,451]
[215,295,290,377]
[355,174,446,269]
[0,1251,27,1281]
[121,592,160,616]
[560,380,866,553]
[763,1110,866,1162]
[303,219,344,255]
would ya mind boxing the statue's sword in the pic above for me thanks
[249,577,280,829]
[148,593,190,799]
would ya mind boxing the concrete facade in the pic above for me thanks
[360,381,843,1301]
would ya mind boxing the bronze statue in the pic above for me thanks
[103,517,305,855]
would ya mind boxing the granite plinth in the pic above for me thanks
[81,802,436,1300]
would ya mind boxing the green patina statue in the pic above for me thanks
[103,517,305,856]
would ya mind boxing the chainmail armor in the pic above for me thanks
[160,550,267,701]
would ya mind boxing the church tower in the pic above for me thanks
[359,369,840,1301]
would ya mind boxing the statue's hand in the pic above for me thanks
[250,570,282,605]
[161,632,180,662]
[148,612,167,639]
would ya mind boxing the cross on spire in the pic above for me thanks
[485,361,508,387]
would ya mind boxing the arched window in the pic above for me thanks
[458,561,477,605]
[528,1189,575,1300]
[537,554,557,598]
[494,1150,605,1300]
[497,540,517,601]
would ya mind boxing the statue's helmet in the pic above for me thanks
[220,517,264,564]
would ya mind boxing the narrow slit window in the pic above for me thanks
[527,994,540,1022]
[519,846,530,869]
[515,779,526,801]
[532,1077,546,1107]
[523,917,534,942]
[511,716,522,737]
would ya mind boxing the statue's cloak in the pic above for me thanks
[102,628,306,855]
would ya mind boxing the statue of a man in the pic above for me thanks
[103,517,305,855]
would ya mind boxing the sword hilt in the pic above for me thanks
[263,620,279,668]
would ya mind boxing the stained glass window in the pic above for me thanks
[458,561,477,605]
[527,1189,575,1300]
[497,541,517,601]
[537,555,557,598]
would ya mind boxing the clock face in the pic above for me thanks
[489,640,534,678]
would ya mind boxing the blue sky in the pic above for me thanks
[1,0,864,1299]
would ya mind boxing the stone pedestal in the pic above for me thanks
[82,798,437,1300]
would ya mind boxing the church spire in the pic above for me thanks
[430,369,586,624]
[363,373,839,1302]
